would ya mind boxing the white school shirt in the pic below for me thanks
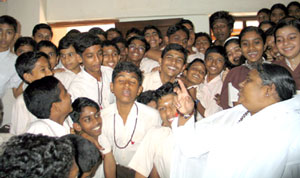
[128,126,173,178]
[187,51,205,63]
[171,95,300,178]
[27,119,70,137]
[140,57,160,74]
[10,94,37,135]
[142,70,163,91]
[100,101,161,167]
[68,67,115,109]
[54,68,80,89]
[0,50,21,98]
[197,74,223,117]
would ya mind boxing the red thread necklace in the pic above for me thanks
[113,103,138,149]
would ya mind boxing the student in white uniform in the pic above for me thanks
[68,32,115,109]
[70,97,115,178]
[101,40,120,70]
[100,62,161,178]
[142,44,188,91]
[171,64,300,178]
[10,52,53,135]
[26,76,72,137]
[55,35,82,89]
[197,46,225,117]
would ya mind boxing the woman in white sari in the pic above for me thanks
[171,63,300,178]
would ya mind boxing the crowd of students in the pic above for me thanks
[0,1,299,178]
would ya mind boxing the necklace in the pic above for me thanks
[238,111,250,122]
[113,103,138,149]
[97,80,103,109]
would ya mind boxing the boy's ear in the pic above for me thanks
[181,64,187,73]
[73,123,82,132]
[137,85,143,96]
[23,73,33,83]
[76,53,83,63]
[110,82,114,94]
[158,57,162,65]
[164,36,169,45]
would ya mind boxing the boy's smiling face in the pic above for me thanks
[75,106,102,139]
[0,23,15,52]
[160,49,186,79]
[24,56,53,83]
[102,45,120,69]
[157,93,177,128]
[110,71,142,105]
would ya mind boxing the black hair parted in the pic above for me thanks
[58,35,76,52]
[0,15,17,32]
[60,134,102,175]
[194,32,212,46]
[37,40,58,56]
[32,23,53,37]
[0,133,74,178]
[209,11,235,30]
[14,37,37,53]
[127,35,150,52]
[204,46,226,61]
[23,76,61,119]
[274,19,300,42]
[142,25,163,40]
[73,32,102,56]
[15,51,50,83]
[155,82,178,101]
[255,63,296,101]
[166,24,190,40]
[239,26,266,45]
[137,90,158,105]
[112,61,143,86]
[101,40,120,54]
[70,97,100,123]
[161,43,189,64]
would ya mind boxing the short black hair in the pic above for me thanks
[14,36,37,53]
[0,15,17,32]
[89,27,105,36]
[209,11,235,30]
[112,61,143,86]
[127,35,150,52]
[161,43,188,64]
[32,23,53,37]
[257,8,271,16]
[23,76,61,119]
[37,40,58,56]
[15,51,50,83]
[0,133,74,178]
[101,40,120,54]
[205,46,226,61]
[185,58,206,72]
[106,28,123,39]
[288,1,300,10]
[256,64,296,101]
[142,25,163,40]
[60,134,102,176]
[194,32,212,46]
[177,19,194,30]
[155,82,178,101]
[270,3,288,17]
[126,27,142,38]
[73,32,102,56]
[259,20,276,29]
[166,24,190,40]
[65,29,81,38]
[111,36,128,47]
[274,19,300,42]
[137,90,157,104]
[58,35,75,52]
[70,97,100,123]
[239,26,266,45]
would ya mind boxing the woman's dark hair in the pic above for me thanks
[256,63,296,101]
[239,26,266,45]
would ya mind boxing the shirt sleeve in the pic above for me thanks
[98,134,112,155]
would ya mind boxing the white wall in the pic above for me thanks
[4,0,292,36]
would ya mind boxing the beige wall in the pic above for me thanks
[4,0,292,36]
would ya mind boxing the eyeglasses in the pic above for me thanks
[128,44,146,52]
